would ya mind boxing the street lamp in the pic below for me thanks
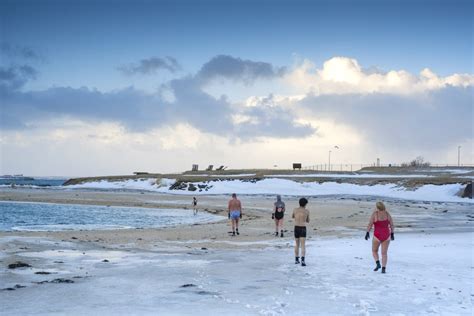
[458,146,461,166]
[328,146,339,172]
[328,150,331,171]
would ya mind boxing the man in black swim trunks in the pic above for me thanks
[292,197,310,266]
[192,197,198,215]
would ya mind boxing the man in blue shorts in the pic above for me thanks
[228,193,242,236]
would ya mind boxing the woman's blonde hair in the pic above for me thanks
[376,201,386,211]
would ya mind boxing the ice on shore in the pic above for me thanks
[67,178,472,203]
[1,232,472,315]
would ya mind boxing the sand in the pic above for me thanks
[0,188,471,251]
[2,188,472,315]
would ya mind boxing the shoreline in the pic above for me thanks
[1,188,472,315]
[1,188,472,250]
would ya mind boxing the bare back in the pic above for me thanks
[228,198,242,211]
[292,207,310,226]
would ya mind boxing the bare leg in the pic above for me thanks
[381,240,390,267]
[294,238,300,257]
[372,237,381,261]
[275,219,279,233]
[300,238,306,257]
[235,218,239,230]
[231,219,235,233]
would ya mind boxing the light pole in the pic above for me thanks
[328,145,339,172]
[328,150,331,171]
[458,146,461,166]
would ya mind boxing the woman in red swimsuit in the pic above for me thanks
[365,202,395,273]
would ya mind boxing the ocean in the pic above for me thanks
[0,177,66,187]
[0,201,223,231]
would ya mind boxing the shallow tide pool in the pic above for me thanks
[0,201,224,231]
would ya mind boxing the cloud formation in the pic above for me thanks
[197,55,286,84]
[0,64,38,93]
[286,57,474,95]
[0,42,43,61]
[118,56,181,75]
[297,86,473,151]
[2,54,471,156]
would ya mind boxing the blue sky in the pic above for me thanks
[2,0,472,91]
[1,0,473,176]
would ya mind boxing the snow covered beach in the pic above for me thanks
[0,170,472,315]
[64,177,473,204]
[1,232,472,315]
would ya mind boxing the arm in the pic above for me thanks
[388,212,394,232]
[306,210,310,223]
[366,212,375,232]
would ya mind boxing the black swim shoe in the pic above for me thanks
[301,261,306,267]
[381,267,386,274]
[232,231,236,236]
[295,257,300,264]
[374,260,381,271]
[236,229,239,235]
[280,231,284,238]
[275,232,279,237]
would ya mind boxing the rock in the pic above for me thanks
[200,247,207,250]
[102,259,109,262]
[180,284,196,288]
[50,278,74,284]
[188,183,197,191]
[35,271,51,275]
[71,237,78,240]
[8,261,31,269]
[169,180,188,190]
[462,182,472,199]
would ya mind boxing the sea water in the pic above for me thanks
[0,201,224,231]
[0,177,66,188]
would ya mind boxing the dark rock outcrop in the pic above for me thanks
[462,182,472,199]
[8,262,31,269]
[170,181,187,190]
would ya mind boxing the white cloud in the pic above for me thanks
[285,56,474,95]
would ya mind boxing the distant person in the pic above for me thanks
[292,197,310,266]
[192,197,198,215]
[365,201,395,274]
[228,193,242,236]
[272,195,286,237]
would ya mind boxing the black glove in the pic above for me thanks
[391,233,395,241]
[228,213,230,219]
[365,232,370,240]
[240,213,242,219]
[272,213,275,220]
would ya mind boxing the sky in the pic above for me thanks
[0,0,473,177]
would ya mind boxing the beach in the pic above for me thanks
[0,185,473,315]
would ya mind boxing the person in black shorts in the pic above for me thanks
[272,195,286,237]
[292,198,310,266]
[192,197,198,215]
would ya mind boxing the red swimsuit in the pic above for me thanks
[374,213,391,242]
